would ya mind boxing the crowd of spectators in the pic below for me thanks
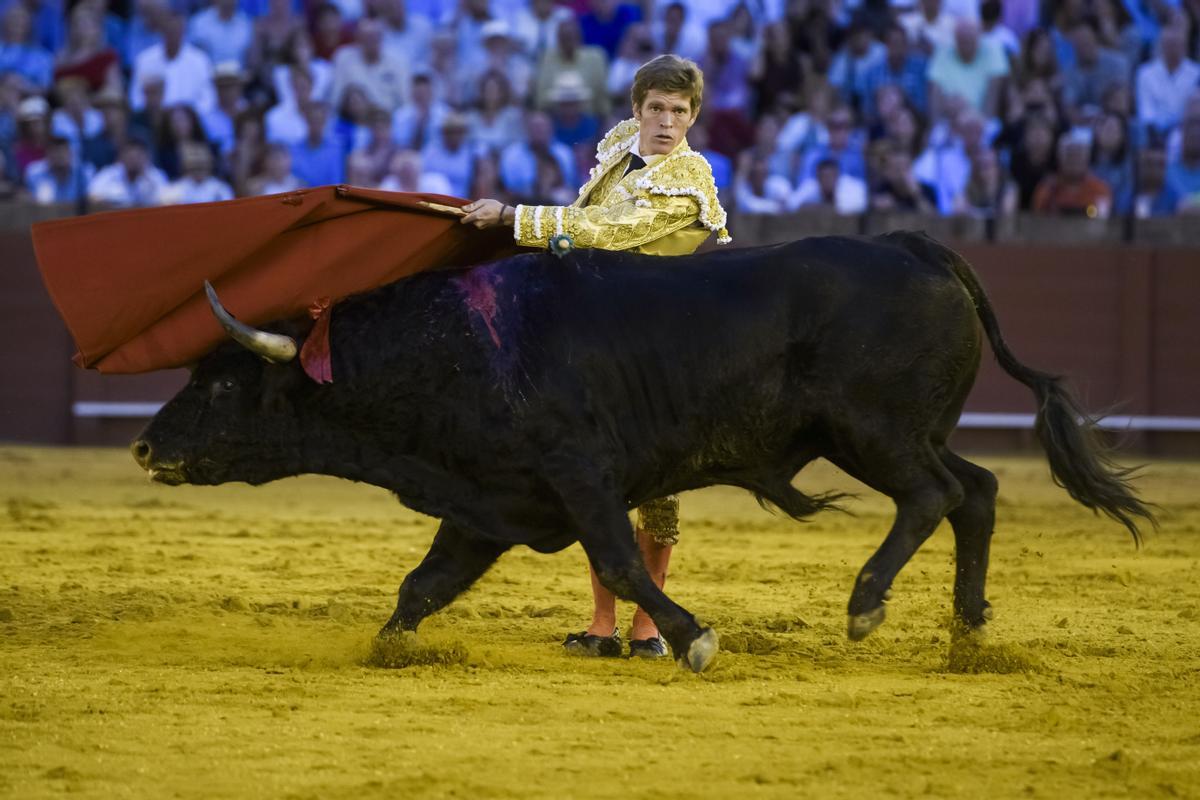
[3,0,1200,221]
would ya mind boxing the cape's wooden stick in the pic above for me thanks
[418,201,467,217]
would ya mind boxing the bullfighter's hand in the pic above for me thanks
[460,199,516,229]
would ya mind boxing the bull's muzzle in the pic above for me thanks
[130,439,187,484]
[204,281,297,363]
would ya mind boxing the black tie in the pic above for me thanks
[624,153,646,175]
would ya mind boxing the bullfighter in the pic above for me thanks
[459,53,730,661]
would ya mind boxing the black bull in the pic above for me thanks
[132,231,1154,672]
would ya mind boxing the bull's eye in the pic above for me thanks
[220,379,236,392]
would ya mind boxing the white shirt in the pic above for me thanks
[272,60,333,107]
[331,45,408,112]
[130,43,216,115]
[788,174,868,214]
[379,172,453,194]
[51,108,104,143]
[899,10,957,51]
[650,20,707,62]
[187,7,253,66]
[252,175,302,196]
[735,174,792,213]
[1136,58,1200,131]
[88,163,168,206]
[511,6,574,59]
[265,102,308,145]
[162,175,234,204]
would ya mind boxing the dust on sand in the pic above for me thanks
[1,448,1198,799]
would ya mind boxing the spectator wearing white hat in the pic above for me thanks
[130,10,216,116]
[88,134,167,206]
[330,17,407,113]
[548,71,598,149]
[12,94,50,179]
[204,61,248,155]
[25,134,93,204]
[162,141,232,203]
[187,0,252,67]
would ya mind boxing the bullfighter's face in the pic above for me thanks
[132,346,307,487]
[634,89,698,156]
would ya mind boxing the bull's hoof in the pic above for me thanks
[847,606,886,641]
[681,627,719,673]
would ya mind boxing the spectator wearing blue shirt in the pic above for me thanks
[392,72,448,151]
[82,88,129,168]
[828,19,886,117]
[579,0,641,59]
[1168,114,1200,205]
[50,76,103,145]
[188,0,253,67]
[203,62,248,156]
[1119,144,1180,216]
[0,4,52,91]
[25,134,92,203]
[547,72,598,149]
[500,110,575,198]
[122,0,163,68]
[290,100,343,186]
[862,24,929,122]
[686,123,731,192]
[797,106,867,183]
[420,111,475,198]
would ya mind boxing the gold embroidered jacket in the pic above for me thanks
[512,118,731,255]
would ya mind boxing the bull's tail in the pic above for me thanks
[887,231,1157,544]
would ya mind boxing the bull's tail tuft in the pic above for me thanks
[888,231,1157,544]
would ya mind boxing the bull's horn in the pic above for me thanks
[204,281,297,363]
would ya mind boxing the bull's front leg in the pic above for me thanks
[380,520,510,635]
[549,468,718,673]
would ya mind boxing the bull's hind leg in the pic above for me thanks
[830,441,964,641]
[380,521,510,635]
[549,472,715,672]
[939,449,999,633]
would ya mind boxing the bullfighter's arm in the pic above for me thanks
[513,194,701,252]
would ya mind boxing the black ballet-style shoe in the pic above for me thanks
[562,629,623,658]
[628,635,668,659]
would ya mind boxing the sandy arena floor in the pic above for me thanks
[0,447,1197,799]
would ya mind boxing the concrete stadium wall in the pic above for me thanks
[1,205,1198,454]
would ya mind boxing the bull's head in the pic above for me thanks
[131,284,310,486]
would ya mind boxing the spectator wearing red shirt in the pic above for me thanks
[1033,131,1114,218]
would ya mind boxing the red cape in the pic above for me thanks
[32,186,519,374]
